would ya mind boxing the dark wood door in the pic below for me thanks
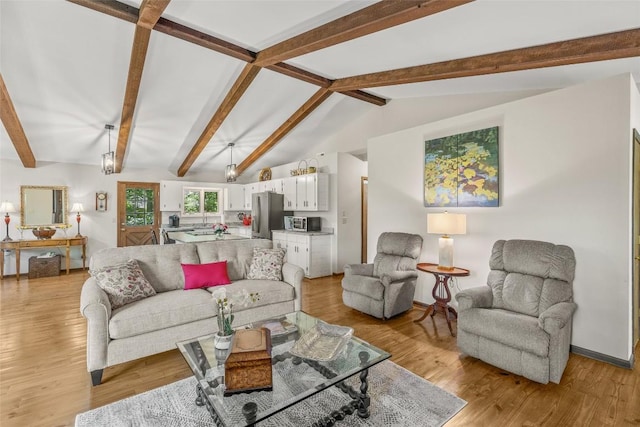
[117,181,160,247]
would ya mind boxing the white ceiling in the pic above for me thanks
[1,0,639,180]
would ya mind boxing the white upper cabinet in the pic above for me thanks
[295,173,329,211]
[160,180,183,211]
[223,186,245,211]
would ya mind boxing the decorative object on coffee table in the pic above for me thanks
[224,328,272,396]
[211,287,260,349]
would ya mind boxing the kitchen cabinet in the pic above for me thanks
[223,186,245,211]
[261,179,283,194]
[244,183,258,210]
[160,180,183,211]
[282,177,297,209]
[272,231,331,279]
[295,173,329,211]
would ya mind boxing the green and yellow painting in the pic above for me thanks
[424,126,499,207]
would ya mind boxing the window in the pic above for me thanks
[182,187,221,216]
[125,187,155,226]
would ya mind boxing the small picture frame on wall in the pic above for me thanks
[96,192,107,211]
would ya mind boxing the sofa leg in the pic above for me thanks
[90,370,103,386]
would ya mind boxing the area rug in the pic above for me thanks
[75,360,466,426]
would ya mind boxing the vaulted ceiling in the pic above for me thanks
[1,0,639,181]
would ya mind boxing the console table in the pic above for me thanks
[0,236,88,280]
[414,262,470,336]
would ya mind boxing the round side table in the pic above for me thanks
[414,262,470,336]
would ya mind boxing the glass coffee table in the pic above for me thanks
[177,311,390,426]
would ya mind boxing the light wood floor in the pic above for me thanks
[1,271,639,427]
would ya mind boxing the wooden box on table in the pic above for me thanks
[224,328,272,396]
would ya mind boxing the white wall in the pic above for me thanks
[367,74,638,361]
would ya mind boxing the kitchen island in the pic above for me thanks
[166,231,250,244]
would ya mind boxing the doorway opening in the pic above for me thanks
[633,129,639,348]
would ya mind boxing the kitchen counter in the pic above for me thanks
[166,231,250,244]
[272,229,333,236]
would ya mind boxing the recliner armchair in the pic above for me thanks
[342,232,423,319]
[455,239,577,384]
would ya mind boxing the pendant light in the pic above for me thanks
[225,143,237,182]
[101,124,115,175]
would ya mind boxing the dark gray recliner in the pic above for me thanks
[342,232,423,319]
[455,239,577,384]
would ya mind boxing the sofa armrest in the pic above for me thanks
[282,262,304,311]
[80,277,112,372]
[344,263,374,277]
[538,302,577,334]
[380,270,418,286]
[455,286,493,311]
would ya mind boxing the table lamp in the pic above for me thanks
[0,201,16,241]
[71,203,84,237]
[427,212,466,270]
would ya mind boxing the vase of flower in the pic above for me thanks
[211,287,260,349]
[212,223,228,239]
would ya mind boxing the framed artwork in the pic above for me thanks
[424,126,499,207]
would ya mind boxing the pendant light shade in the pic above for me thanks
[102,124,115,175]
[225,143,237,182]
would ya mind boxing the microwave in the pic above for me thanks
[291,216,321,232]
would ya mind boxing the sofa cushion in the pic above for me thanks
[91,259,156,309]
[196,239,272,281]
[247,248,285,281]
[206,279,295,310]
[109,289,215,339]
[182,261,231,290]
[90,244,200,293]
[458,308,550,358]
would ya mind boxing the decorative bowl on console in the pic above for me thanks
[32,227,56,239]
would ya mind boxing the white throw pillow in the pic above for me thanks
[247,248,285,281]
[91,259,156,309]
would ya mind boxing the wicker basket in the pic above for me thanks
[28,255,61,279]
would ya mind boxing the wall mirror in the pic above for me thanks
[20,185,69,227]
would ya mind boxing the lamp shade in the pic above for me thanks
[0,201,16,213]
[427,212,466,236]
[71,203,84,213]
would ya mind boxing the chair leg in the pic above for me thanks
[90,369,103,386]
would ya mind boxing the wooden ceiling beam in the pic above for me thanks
[114,1,169,173]
[0,73,36,168]
[115,25,152,173]
[330,28,640,91]
[137,0,171,29]
[254,0,474,67]
[67,0,385,106]
[177,64,261,177]
[236,88,333,176]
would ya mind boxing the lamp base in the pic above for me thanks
[2,236,13,242]
[437,236,455,270]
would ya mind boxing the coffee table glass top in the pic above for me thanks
[176,311,390,426]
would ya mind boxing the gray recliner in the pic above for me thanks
[455,239,577,384]
[342,232,423,319]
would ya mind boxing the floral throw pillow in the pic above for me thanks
[247,248,285,281]
[91,259,156,309]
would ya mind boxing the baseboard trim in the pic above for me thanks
[570,345,634,369]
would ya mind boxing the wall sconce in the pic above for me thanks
[427,212,467,270]
[101,124,115,175]
[71,203,84,237]
[0,201,16,241]
[225,143,237,182]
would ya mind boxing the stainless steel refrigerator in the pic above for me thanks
[251,192,292,239]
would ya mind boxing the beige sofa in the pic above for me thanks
[80,238,303,385]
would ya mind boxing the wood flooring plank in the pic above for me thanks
[0,271,638,426]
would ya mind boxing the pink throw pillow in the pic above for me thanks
[182,261,231,290]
